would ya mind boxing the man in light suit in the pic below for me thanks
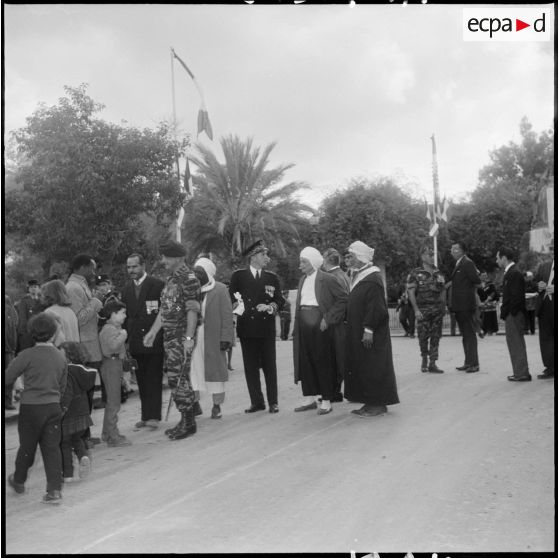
[321,247,350,401]
[229,240,285,414]
[121,253,165,429]
[496,247,531,382]
[293,247,348,415]
[448,241,481,373]
[534,240,554,379]
[66,254,103,442]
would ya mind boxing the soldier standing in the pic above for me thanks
[407,246,446,374]
[143,241,201,441]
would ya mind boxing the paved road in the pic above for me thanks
[3,334,554,553]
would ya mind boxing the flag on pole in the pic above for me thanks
[184,157,193,195]
[439,195,450,222]
[425,199,432,223]
[171,47,213,140]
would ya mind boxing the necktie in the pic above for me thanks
[256,271,261,281]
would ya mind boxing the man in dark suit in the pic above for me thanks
[496,247,531,382]
[121,253,165,428]
[321,247,350,401]
[533,242,554,379]
[229,240,285,413]
[293,247,348,414]
[448,241,481,373]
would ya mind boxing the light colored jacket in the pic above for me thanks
[66,273,103,362]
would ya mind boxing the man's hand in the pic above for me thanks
[319,318,328,332]
[184,338,195,357]
[538,281,547,292]
[362,331,373,349]
[220,341,231,352]
[143,330,156,348]
[256,304,273,314]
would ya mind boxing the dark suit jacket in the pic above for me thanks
[293,269,348,383]
[500,264,526,320]
[325,266,351,292]
[449,256,481,312]
[533,260,554,317]
[229,268,284,338]
[121,275,164,355]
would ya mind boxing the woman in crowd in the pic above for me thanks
[41,279,80,347]
[477,271,499,336]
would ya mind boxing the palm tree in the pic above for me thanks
[185,135,314,267]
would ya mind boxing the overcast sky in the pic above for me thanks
[3,3,554,208]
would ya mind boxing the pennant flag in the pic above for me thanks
[171,47,213,140]
[439,195,450,223]
[197,108,213,141]
[184,157,193,194]
[425,199,432,223]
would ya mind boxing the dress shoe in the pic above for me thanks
[245,404,266,413]
[135,420,146,428]
[465,366,480,373]
[456,365,470,371]
[8,474,25,494]
[507,375,532,382]
[331,393,344,403]
[268,404,279,414]
[294,402,318,412]
[211,404,222,419]
[428,363,444,374]
[145,419,160,429]
[351,405,387,417]
[537,369,554,379]
[317,407,332,415]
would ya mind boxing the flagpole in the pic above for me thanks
[171,47,183,242]
[431,133,439,267]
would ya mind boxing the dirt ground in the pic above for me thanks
[3,333,554,554]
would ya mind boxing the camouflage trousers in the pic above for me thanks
[416,307,444,361]
[164,336,194,412]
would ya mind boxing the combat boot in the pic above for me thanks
[421,356,429,373]
[165,415,185,437]
[169,409,196,440]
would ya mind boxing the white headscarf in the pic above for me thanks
[348,241,375,264]
[194,257,216,292]
[300,247,324,270]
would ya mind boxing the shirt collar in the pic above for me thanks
[250,265,262,278]
[504,262,515,274]
[134,273,147,286]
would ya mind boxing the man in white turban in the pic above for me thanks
[190,257,234,419]
[344,241,399,417]
[292,247,348,415]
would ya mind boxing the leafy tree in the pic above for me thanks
[317,178,430,295]
[184,135,314,271]
[448,117,553,272]
[5,84,185,272]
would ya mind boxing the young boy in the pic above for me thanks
[99,299,132,447]
[5,312,68,504]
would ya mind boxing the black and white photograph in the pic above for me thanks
[3,2,554,554]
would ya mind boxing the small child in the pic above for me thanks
[58,342,97,482]
[99,299,132,447]
[5,313,67,504]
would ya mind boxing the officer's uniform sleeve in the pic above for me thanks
[181,271,202,314]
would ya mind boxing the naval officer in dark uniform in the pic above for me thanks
[229,241,285,413]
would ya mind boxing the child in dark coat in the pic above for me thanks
[58,342,97,482]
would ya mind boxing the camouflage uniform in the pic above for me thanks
[407,266,445,361]
[160,263,201,414]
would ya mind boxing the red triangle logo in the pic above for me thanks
[516,19,530,31]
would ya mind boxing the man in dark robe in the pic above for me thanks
[344,241,399,417]
[292,247,348,415]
